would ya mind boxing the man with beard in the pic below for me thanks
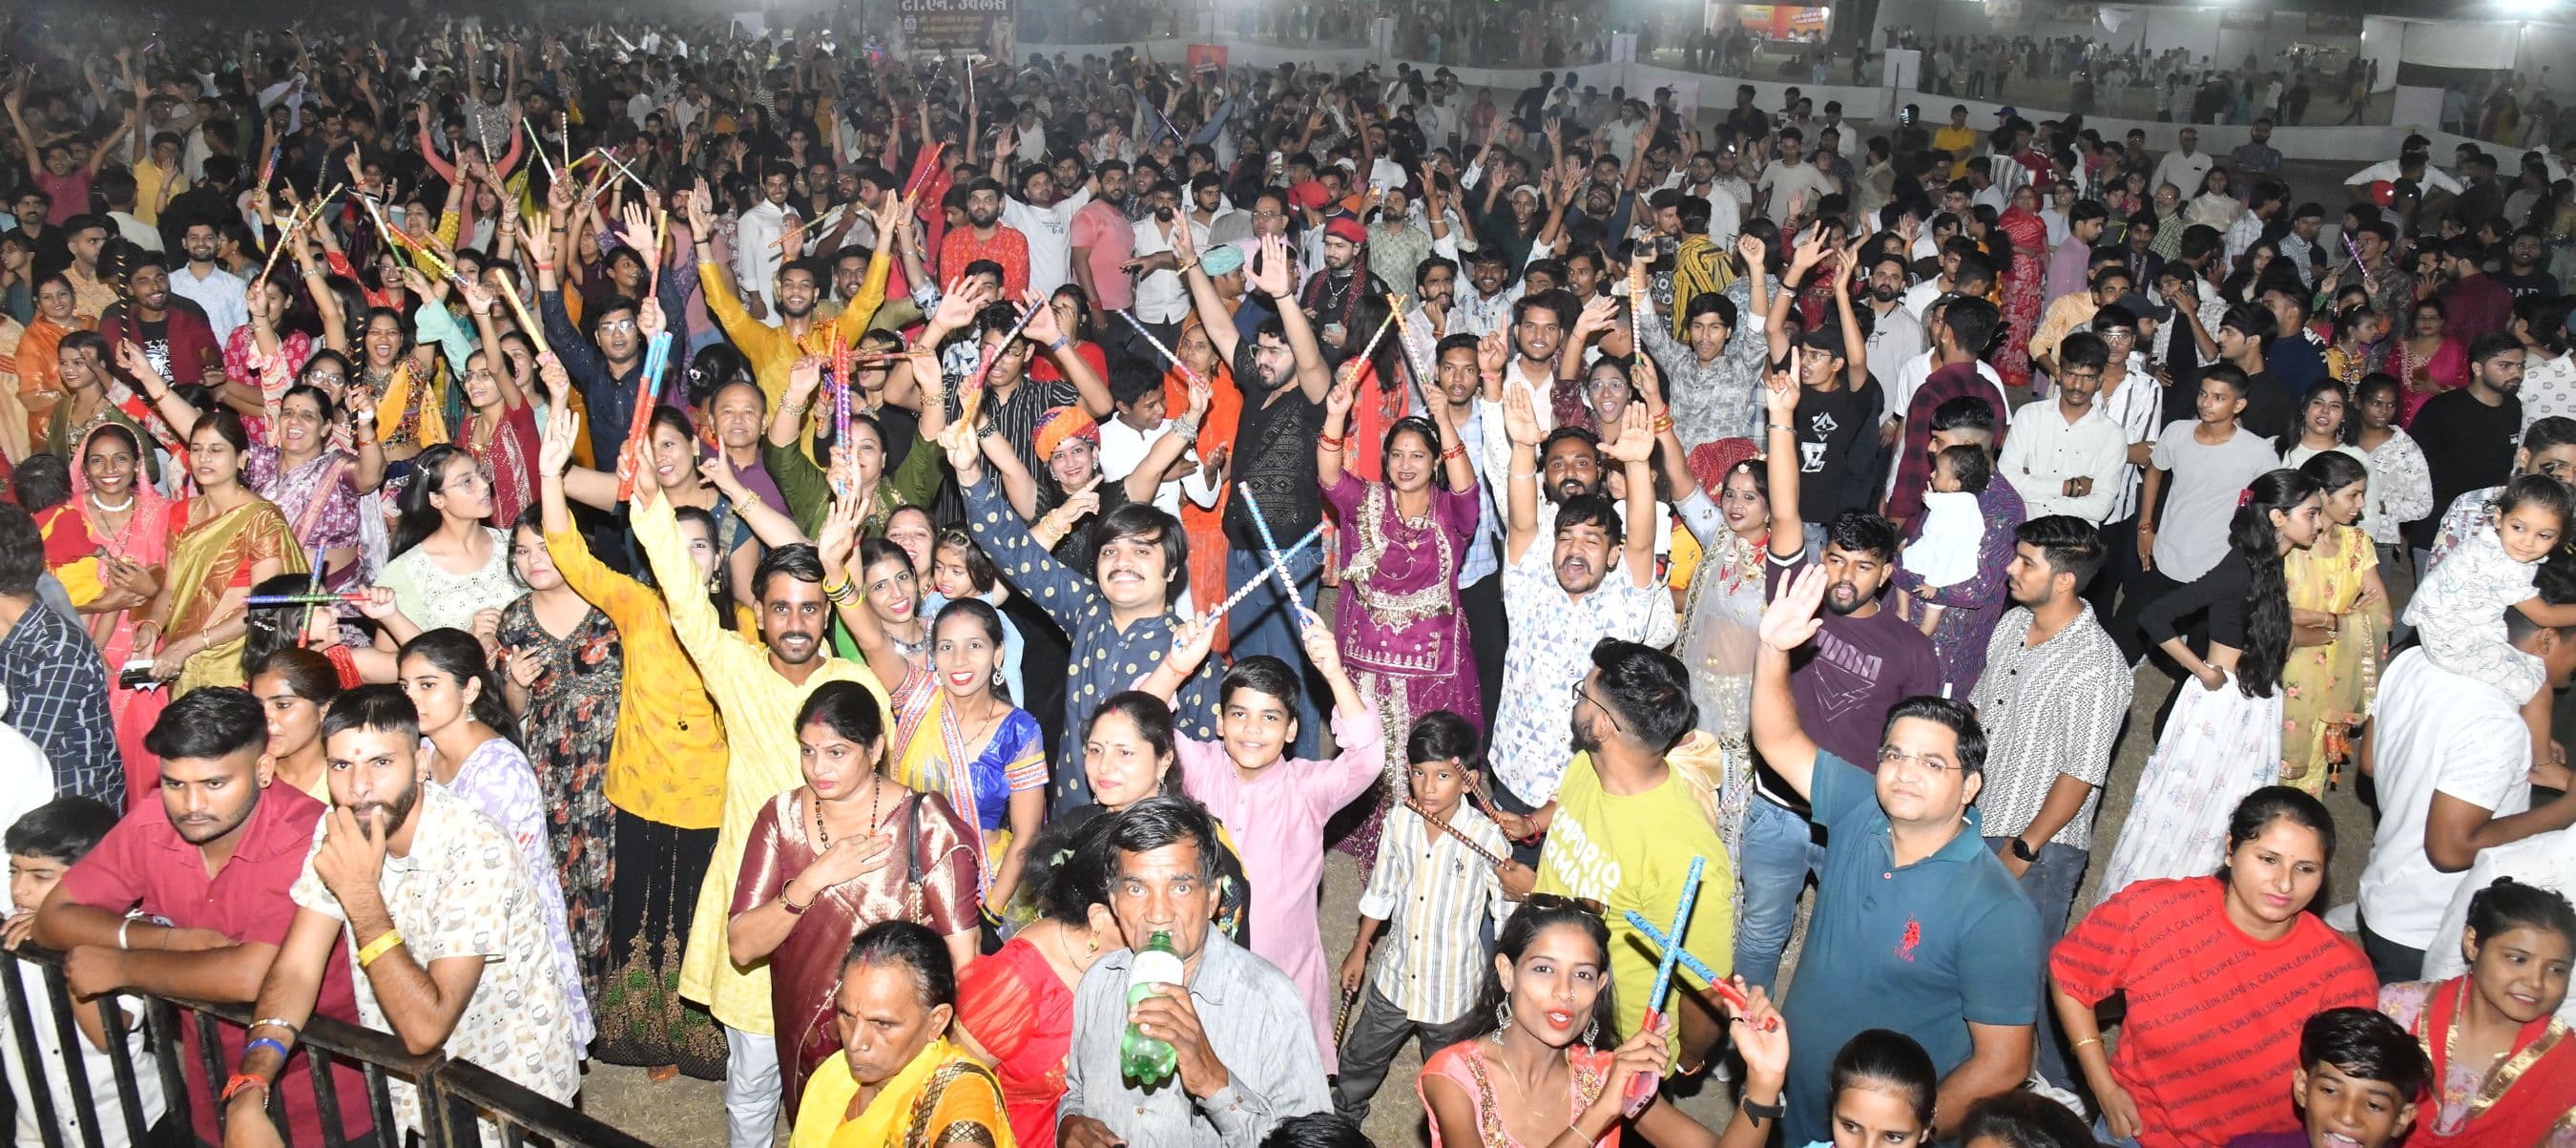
[688,187,897,452]
[1532,639,1737,1079]
[2418,340,2538,578]
[169,216,247,342]
[36,688,375,1147]
[1297,217,1389,341]
[1737,372,1940,996]
[633,475,887,1148]
[97,252,224,399]
[1070,158,1136,319]
[1485,383,1664,871]
[735,160,800,322]
[1180,233,1335,760]
[989,134,1094,296]
[1413,331,1512,730]
[539,272,654,469]
[938,177,1032,300]
[1404,255,1459,340]
[1884,297,2007,530]
[1474,294,1587,515]
[228,686,579,1148]
[1964,516,2130,1090]
[1750,561,2040,1146]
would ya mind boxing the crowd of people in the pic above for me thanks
[0,5,2574,1148]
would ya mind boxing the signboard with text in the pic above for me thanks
[902,0,1009,53]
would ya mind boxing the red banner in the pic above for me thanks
[1186,44,1228,75]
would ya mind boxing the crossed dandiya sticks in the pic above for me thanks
[1233,485,1322,630]
[1115,309,1201,386]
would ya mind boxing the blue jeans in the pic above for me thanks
[2094,1114,2144,1148]
[1224,543,1325,760]
[1734,796,1825,994]
[1986,836,2090,1090]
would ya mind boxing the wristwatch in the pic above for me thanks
[2008,837,2038,862]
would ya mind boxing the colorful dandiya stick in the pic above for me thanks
[1620,857,1714,1116]
[1233,485,1317,628]
[614,332,676,500]
[1620,908,1766,1027]
[1115,309,1201,386]
[1197,522,1325,620]
[523,117,558,181]
[245,593,372,607]
[1403,800,1507,869]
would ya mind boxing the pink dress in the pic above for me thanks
[2393,337,2468,428]
[1174,706,1384,1073]
[69,424,174,811]
[1420,1040,1620,1147]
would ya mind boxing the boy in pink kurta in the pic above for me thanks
[1160,620,1382,1073]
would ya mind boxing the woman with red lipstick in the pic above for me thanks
[1420,897,1729,1147]
[2051,787,2378,1148]
[2376,878,2576,1148]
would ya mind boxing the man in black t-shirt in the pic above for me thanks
[2410,334,2528,573]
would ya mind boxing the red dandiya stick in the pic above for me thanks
[903,141,950,198]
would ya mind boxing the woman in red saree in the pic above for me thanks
[1995,185,2050,393]
[2378,878,2576,1148]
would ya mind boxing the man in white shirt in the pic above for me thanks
[2357,616,2576,984]
[1128,185,1194,332]
[2000,332,2129,523]
[2150,128,2213,206]
[733,162,797,323]
[169,217,247,343]
[1755,130,1838,222]
[1098,365,1220,522]
[1859,252,1925,401]
[994,135,1093,296]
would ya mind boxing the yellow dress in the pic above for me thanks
[790,1037,1014,1148]
[2279,523,2384,793]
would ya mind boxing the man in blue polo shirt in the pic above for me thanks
[1749,562,2041,1146]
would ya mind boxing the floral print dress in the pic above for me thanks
[497,595,624,1015]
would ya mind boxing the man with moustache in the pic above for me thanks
[686,189,896,453]
[1735,372,1942,995]
[989,139,1094,296]
[1297,216,1389,341]
[169,216,247,342]
[225,686,579,1148]
[938,177,1032,300]
[734,160,800,321]
[1485,376,1665,874]
[98,252,224,396]
[1417,330,1514,730]
[36,688,375,1148]
[1752,561,2040,1146]
[632,472,889,1148]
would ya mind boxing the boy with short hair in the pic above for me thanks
[3,796,165,1148]
[1096,361,1220,521]
[1331,711,1509,1121]
[2220,1007,2429,1148]
[1144,608,1383,1074]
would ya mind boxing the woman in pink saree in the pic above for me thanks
[68,423,173,808]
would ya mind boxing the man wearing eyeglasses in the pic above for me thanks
[1749,563,2041,1148]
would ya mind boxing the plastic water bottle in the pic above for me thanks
[1119,930,1184,1084]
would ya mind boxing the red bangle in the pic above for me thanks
[533,261,555,272]
[221,1075,269,1105]
[1442,444,1466,461]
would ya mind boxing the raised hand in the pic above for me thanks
[1758,564,1828,654]
[1602,403,1654,465]
[1503,380,1543,447]
[1246,232,1294,299]
[537,404,578,476]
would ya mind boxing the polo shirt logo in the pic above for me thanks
[1897,916,1922,963]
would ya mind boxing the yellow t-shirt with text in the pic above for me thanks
[1534,752,1735,1044]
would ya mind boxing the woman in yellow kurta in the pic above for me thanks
[135,410,306,696]
[789,921,1012,1148]
[533,392,732,1077]
[2280,449,2387,794]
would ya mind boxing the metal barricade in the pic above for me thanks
[0,948,653,1148]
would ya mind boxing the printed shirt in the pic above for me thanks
[0,603,118,804]
[1967,605,2132,850]
[439,739,594,1044]
[1535,751,1735,1043]
[290,785,583,1143]
[2049,877,2376,1148]
[1492,534,1664,807]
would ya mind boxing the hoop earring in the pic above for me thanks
[1494,1000,1513,1034]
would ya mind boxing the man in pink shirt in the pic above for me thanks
[1070,159,1137,316]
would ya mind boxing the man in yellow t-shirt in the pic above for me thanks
[1533,641,1735,1072]
[1932,105,1982,179]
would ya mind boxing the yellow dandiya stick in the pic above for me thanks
[497,274,553,359]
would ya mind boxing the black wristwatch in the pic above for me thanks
[1740,1095,1786,1124]
[2008,837,2038,862]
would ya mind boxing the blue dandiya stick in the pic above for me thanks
[1624,855,1705,1112]
[1622,909,1768,1027]
[246,593,370,607]
[1200,522,1325,620]
[1233,484,1316,628]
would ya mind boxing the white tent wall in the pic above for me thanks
[2512,23,2576,101]
[2358,16,2406,94]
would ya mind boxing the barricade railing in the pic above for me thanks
[0,946,654,1148]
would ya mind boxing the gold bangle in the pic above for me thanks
[2072,1036,2103,1050]
[355,930,405,970]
